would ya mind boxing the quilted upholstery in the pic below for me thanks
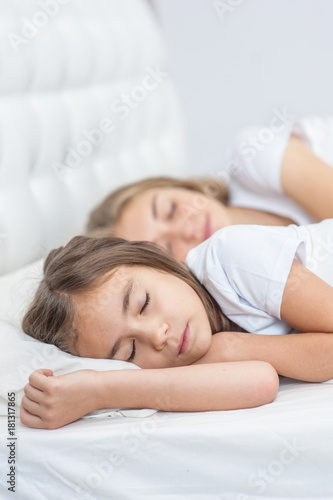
[0,0,187,274]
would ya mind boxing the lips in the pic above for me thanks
[178,324,190,356]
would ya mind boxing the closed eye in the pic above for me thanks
[140,292,150,314]
[127,341,136,362]
[168,202,176,220]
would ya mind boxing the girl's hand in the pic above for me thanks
[20,369,100,429]
[193,331,249,364]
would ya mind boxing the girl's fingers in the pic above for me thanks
[20,405,44,429]
[21,395,41,417]
[28,369,54,390]
[24,383,44,404]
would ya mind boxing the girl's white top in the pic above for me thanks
[186,219,333,335]
[227,116,333,224]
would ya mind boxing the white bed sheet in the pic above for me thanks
[1,377,333,499]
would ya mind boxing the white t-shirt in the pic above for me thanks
[227,116,333,225]
[186,219,333,335]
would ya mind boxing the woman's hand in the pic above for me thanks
[20,369,100,429]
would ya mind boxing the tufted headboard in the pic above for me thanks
[0,0,187,275]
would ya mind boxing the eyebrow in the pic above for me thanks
[122,278,134,318]
[108,278,134,360]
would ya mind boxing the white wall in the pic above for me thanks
[153,0,333,175]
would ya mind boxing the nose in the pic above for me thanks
[145,321,168,351]
[161,216,194,244]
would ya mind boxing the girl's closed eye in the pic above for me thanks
[127,341,136,362]
[128,293,150,362]
[140,292,150,314]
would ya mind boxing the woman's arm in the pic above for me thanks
[281,134,333,220]
[20,361,278,429]
[195,330,333,382]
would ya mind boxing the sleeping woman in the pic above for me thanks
[20,219,333,429]
[86,116,333,262]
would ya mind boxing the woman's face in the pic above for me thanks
[75,266,212,369]
[114,187,231,261]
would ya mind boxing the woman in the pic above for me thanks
[21,220,333,429]
[87,116,333,261]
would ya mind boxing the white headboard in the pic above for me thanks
[0,0,187,275]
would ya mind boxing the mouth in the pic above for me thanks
[178,324,190,356]
[203,216,212,241]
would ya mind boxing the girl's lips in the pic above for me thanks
[178,324,190,356]
[204,216,212,241]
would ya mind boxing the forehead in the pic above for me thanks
[116,189,156,240]
[74,267,135,356]
[125,186,196,212]
[75,267,131,319]
[116,186,198,239]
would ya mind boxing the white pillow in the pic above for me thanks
[0,258,44,328]
[0,261,156,419]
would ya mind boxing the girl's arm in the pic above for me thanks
[281,134,333,220]
[196,260,333,381]
[195,330,333,382]
[20,361,278,429]
[281,259,333,333]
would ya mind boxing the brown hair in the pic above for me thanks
[22,235,242,356]
[86,176,229,236]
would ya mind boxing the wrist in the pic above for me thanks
[94,369,148,410]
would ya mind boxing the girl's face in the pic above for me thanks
[114,187,231,262]
[75,266,212,369]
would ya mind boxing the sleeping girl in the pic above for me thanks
[20,219,333,429]
[86,116,333,262]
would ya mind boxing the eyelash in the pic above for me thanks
[127,341,136,362]
[168,202,176,219]
[140,292,150,314]
[127,293,150,362]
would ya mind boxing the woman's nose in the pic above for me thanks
[165,218,194,242]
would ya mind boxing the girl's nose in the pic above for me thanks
[150,322,168,351]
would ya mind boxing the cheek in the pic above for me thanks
[187,287,206,310]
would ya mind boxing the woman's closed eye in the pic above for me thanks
[168,202,176,220]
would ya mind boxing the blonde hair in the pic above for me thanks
[86,176,229,236]
[22,235,243,356]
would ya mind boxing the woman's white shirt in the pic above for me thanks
[186,219,333,335]
[227,116,333,225]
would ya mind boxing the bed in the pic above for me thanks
[0,1,333,499]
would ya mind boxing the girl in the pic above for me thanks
[87,116,333,262]
[21,219,333,429]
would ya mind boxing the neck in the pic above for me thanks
[226,206,295,227]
